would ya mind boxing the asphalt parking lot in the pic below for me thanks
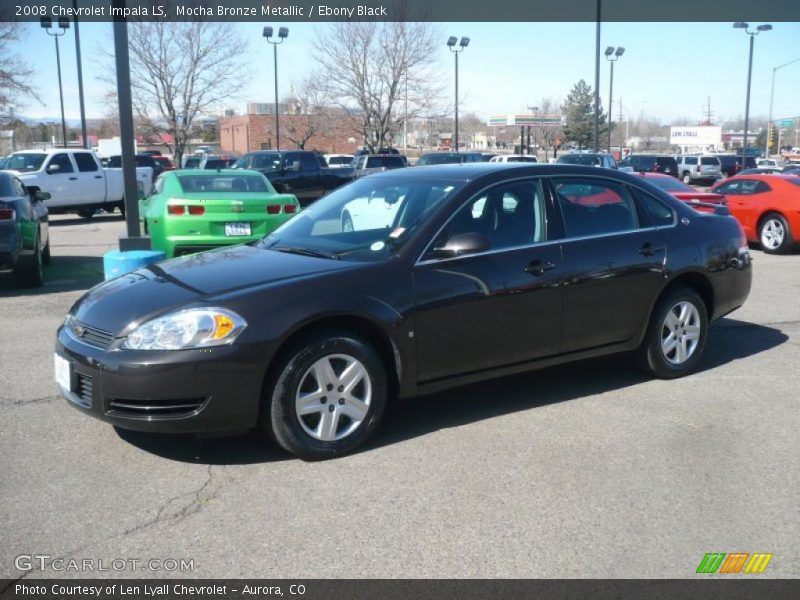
[2,213,799,579]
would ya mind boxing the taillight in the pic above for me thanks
[188,205,205,216]
[167,205,185,215]
[284,204,297,214]
[266,204,281,214]
[0,208,15,220]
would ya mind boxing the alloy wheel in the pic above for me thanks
[660,301,701,365]
[760,218,785,250]
[295,353,372,442]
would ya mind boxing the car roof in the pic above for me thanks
[171,168,262,175]
[367,162,638,182]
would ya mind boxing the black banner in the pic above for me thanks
[3,580,800,600]
[4,0,800,22]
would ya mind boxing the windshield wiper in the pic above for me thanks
[271,246,337,260]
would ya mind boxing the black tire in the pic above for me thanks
[265,331,388,460]
[758,212,793,254]
[118,201,126,218]
[42,237,51,266]
[637,286,708,379]
[15,232,44,288]
[77,208,95,220]
[682,172,692,184]
[341,210,354,232]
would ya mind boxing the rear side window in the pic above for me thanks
[701,157,719,166]
[552,178,639,238]
[633,188,676,227]
[73,152,98,172]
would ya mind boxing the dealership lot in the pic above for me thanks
[2,214,799,578]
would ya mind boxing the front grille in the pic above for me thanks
[69,319,114,350]
[106,397,207,418]
[76,374,94,408]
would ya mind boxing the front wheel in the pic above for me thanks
[759,213,793,254]
[682,172,692,184]
[265,332,388,460]
[637,287,708,379]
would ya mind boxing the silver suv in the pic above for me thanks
[676,155,722,184]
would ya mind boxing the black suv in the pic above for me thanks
[716,155,757,178]
[618,154,679,177]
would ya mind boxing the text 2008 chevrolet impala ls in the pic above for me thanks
[55,164,751,460]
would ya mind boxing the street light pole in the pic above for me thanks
[40,17,70,148]
[73,0,88,149]
[767,56,800,154]
[263,27,289,151]
[447,36,469,154]
[593,0,602,152]
[734,22,772,158]
[604,46,625,154]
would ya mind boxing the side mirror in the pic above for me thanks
[46,163,61,173]
[432,232,490,259]
[34,191,51,201]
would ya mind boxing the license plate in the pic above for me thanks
[225,222,251,236]
[54,353,71,391]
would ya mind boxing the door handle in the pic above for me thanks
[94,175,103,179]
[69,176,78,180]
[637,242,664,257]
[525,259,556,276]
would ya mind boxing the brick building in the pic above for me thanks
[219,108,363,155]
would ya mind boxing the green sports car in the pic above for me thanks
[140,169,300,258]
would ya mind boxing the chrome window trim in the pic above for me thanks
[414,173,678,267]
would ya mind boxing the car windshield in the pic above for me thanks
[558,154,601,166]
[258,176,464,262]
[177,173,273,193]
[5,153,46,172]
[203,159,235,169]
[183,157,201,168]
[646,176,694,192]
[365,156,405,169]
[417,154,459,165]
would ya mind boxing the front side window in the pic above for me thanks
[715,179,759,195]
[428,179,546,258]
[553,177,639,238]
[47,153,74,174]
[300,154,319,171]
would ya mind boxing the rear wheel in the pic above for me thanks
[759,213,793,254]
[637,286,708,379]
[77,208,95,220]
[682,172,692,184]
[264,331,388,460]
[15,232,44,288]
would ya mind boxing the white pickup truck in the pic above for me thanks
[3,149,153,219]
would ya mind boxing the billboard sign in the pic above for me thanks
[669,126,722,146]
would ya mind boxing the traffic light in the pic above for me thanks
[768,123,776,151]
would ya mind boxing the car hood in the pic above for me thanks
[70,244,356,335]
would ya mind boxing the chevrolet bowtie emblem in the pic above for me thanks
[231,202,245,213]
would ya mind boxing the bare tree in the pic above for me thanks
[536,98,563,161]
[312,19,444,152]
[0,21,39,111]
[282,75,335,150]
[101,21,245,164]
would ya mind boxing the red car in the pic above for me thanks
[711,174,800,254]
[635,173,726,213]
[153,156,176,171]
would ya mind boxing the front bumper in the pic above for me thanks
[55,327,271,433]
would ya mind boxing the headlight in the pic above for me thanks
[122,308,247,350]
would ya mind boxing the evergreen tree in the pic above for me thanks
[562,79,607,150]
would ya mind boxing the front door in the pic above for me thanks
[414,178,563,383]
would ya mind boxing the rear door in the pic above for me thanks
[551,176,668,352]
[72,151,106,203]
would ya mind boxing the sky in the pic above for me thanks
[10,20,800,126]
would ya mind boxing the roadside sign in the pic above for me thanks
[778,119,795,128]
